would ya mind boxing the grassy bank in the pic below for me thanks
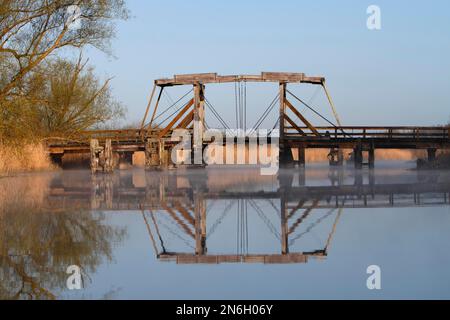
[0,143,54,175]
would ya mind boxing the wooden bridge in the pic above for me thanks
[46,72,450,171]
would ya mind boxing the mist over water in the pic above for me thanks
[1,162,450,299]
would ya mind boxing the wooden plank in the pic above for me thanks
[285,99,320,136]
[140,84,157,130]
[217,255,241,263]
[302,76,325,84]
[262,72,304,82]
[176,109,194,129]
[240,75,264,81]
[154,78,176,86]
[155,73,324,85]
[174,73,217,82]
[216,75,239,83]
[158,98,194,138]
[264,254,307,264]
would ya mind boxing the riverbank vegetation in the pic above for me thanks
[1,0,128,173]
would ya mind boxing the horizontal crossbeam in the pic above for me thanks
[155,72,325,86]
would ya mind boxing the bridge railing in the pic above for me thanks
[47,129,161,146]
[285,126,450,140]
[47,126,450,147]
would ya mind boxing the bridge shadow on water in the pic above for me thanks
[47,166,450,264]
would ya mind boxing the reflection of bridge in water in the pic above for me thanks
[47,169,450,264]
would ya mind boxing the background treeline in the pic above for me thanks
[0,0,128,145]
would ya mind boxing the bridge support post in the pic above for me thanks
[280,194,289,254]
[328,148,344,166]
[90,139,101,173]
[354,170,363,186]
[427,148,437,162]
[90,139,114,173]
[145,138,161,170]
[298,167,306,186]
[279,82,294,167]
[298,147,306,168]
[354,145,363,169]
[195,195,207,255]
[103,139,114,173]
[192,83,205,167]
[368,146,375,169]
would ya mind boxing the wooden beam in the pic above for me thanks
[262,72,304,82]
[287,200,307,219]
[281,194,288,254]
[161,202,195,238]
[285,99,320,136]
[322,81,342,126]
[176,109,194,129]
[155,73,325,86]
[148,87,164,129]
[140,84,157,131]
[158,98,194,138]
[174,73,217,83]
[284,114,305,135]
[279,83,287,141]
[174,201,195,226]
[193,84,205,165]
[288,200,320,235]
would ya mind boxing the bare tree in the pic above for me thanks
[0,0,128,98]
[4,54,126,139]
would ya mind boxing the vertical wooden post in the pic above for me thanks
[279,82,293,166]
[90,139,100,174]
[145,138,160,170]
[104,139,114,173]
[298,167,306,186]
[354,144,363,169]
[427,148,437,162]
[195,194,206,255]
[338,149,344,165]
[193,83,205,166]
[279,82,286,141]
[280,194,289,254]
[298,146,306,167]
[159,140,168,169]
[368,146,375,169]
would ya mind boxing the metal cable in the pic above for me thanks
[248,199,280,240]
[286,89,337,127]
[150,89,193,125]
[249,94,280,135]
[205,98,231,129]
[156,98,191,128]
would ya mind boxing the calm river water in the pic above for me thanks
[1,162,450,299]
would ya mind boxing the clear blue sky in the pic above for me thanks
[82,0,450,127]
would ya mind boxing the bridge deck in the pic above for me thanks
[47,126,450,154]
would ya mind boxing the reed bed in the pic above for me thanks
[0,143,54,174]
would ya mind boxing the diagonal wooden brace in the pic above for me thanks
[285,99,320,136]
[158,98,194,138]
